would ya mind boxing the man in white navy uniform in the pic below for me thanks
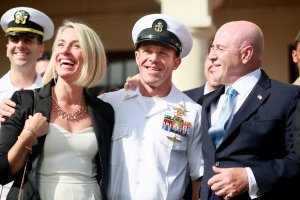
[0,7,54,200]
[100,14,203,200]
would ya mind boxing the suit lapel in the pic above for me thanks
[191,86,204,103]
[85,91,110,165]
[202,86,225,127]
[221,70,271,146]
[35,81,52,120]
[89,106,105,149]
[202,86,225,148]
[184,85,204,102]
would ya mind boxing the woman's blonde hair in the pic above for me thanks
[42,19,107,88]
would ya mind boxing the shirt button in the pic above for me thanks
[256,191,261,196]
[215,161,220,167]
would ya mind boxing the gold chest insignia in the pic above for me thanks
[167,135,182,143]
[172,103,189,116]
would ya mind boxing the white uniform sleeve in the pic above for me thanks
[187,105,204,181]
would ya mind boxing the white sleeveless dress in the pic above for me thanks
[38,123,101,200]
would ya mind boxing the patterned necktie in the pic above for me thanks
[209,86,237,148]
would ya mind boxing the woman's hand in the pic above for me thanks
[24,113,49,138]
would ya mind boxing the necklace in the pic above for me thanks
[51,87,88,122]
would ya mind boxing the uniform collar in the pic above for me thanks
[122,84,187,117]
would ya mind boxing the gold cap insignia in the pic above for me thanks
[154,21,163,32]
[14,10,29,24]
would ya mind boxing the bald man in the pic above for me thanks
[200,21,300,200]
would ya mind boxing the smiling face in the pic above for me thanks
[135,41,181,96]
[53,27,84,84]
[204,55,222,91]
[208,28,245,85]
[6,35,44,72]
[207,21,263,85]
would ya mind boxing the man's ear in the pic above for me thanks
[173,57,181,70]
[241,45,253,64]
[135,50,141,67]
[292,50,298,63]
[39,44,45,58]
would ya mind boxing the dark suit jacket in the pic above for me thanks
[200,70,300,200]
[293,99,300,159]
[0,80,114,200]
[184,84,218,106]
[184,85,205,102]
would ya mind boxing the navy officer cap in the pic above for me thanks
[1,7,54,41]
[132,13,193,58]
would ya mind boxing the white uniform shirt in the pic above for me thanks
[0,71,42,101]
[0,70,41,200]
[100,84,203,200]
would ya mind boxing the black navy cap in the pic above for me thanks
[132,14,193,58]
[1,7,54,41]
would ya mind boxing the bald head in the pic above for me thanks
[216,20,264,62]
[208,20,264,85]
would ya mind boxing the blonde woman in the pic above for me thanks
[0,19,114,200]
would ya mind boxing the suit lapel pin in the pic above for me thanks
[257,94,262,100]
